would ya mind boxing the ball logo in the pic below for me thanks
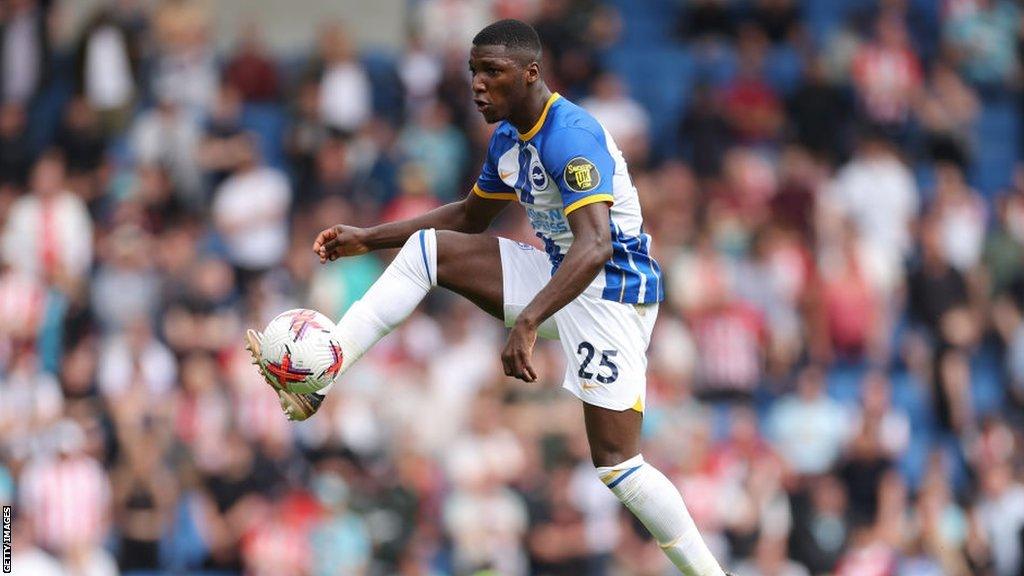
[530,163,547,189]
[564,157,600,192]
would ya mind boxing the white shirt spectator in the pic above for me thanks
[319,61,372,133]
[84,25,134,110]
[977,475,1024,576]
[827,145,918,267]
[212,165,292,270]
[1,191,94,281]
[399,43,442,115]
[2,5,43,103]
[97,331,178,398]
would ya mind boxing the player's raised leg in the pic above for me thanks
[329,229,505,373]
[587,404,727,576]
[247,228,504,420]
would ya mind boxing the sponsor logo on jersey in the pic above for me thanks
[564,157,600,192]
[525,207,570,235]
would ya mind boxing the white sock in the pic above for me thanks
[598,454,726,576]
[321,229,437,393]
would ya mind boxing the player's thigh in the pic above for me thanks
[584,402,643,467]
[555,299,659,463]
[435,231,504,320]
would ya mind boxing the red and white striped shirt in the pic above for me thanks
[19,455,111,552]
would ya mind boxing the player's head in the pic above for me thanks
[469,19,544,123]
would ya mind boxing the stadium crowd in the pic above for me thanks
[4,0,1024,575]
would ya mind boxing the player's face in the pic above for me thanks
[469,45,532,123]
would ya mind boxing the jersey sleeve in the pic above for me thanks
[540,126,615,215]
[473,130,518,201]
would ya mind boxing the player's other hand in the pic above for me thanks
[502,318,538,383]
[313,224,370,263]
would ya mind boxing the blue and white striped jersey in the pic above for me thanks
[473,93,663,305]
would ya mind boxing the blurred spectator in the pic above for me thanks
[581,71,650,167]
[1,151,94,288]
[399,33,443,117]
[976,462,1024,576]
[0,102,31,185]
[129,96,203,205]
[309,467,371,576]
[906,218,974,351]
[152,0,217,112]
[928,162,986,273]
[211,136,292,283]
[720,28,784,144]
[851,14,922,131]
[97,316,177,398]
[111,416,177,572]
[984,188,1024,296]
[786,57,852,165]
[56,97,107,178]
[916,62,979,168]
[814,220,886,362]
[224,20,280,103]
[767,366,851,476]
[943,0,1020,89]
[852,371,910,459]
[789,475,851,573]
[826,130,919,276]
[398,101,469,201]
[680,84,734,178]
[0,0,49,104]
[198,83,247,187]
[285,79,331,198]
[74,5,141,134]
[314,22,372,136]
[19,419,115,572]
[689,271,767,397]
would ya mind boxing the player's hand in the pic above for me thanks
[313,224,371,263]
[502,318,538,383]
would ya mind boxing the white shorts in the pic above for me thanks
[498,238,658,412]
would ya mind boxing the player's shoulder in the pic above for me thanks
[544,96,606,143]
[486,121,519,154]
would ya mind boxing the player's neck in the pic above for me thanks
[509,86,553,135]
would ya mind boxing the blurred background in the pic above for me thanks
[3,0,1024,575]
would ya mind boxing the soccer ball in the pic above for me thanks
[259,308,343,394]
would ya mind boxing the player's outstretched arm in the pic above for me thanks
[313,192,509,263]
[502,201,612,381]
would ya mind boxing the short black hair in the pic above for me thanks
[472,19,542,64]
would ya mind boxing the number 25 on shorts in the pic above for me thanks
[577,341,619,384]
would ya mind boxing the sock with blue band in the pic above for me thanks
[322,228,437,392]
[597,454,726,576]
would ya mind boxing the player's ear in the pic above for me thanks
[524,61,540,85]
